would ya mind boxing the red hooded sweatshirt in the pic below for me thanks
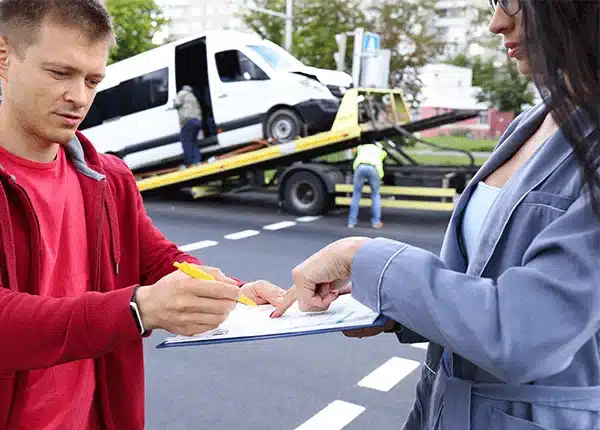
[0,131,224,429]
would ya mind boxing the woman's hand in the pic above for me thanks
[270,237,370,318]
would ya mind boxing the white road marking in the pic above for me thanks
[224,230,260,240]
[263,221,297,231]
[296,216,323,222]
[412,342,429,350]
[178,240,219,252]
[357,357,421,392]
[295,400,365,430]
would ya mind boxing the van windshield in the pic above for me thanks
[247,44,303,71]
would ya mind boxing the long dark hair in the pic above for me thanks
[521,0,600,217]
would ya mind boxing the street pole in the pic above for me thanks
[352,28,364,86]
[284,0,293,53]
[247,1,294,53]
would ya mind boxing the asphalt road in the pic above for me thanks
[142,195,450,430]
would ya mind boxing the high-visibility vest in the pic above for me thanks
[353,144,386,178]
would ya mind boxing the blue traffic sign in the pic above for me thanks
[363,32,380,52]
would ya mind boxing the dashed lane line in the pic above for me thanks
[357,357,421,392]
[178,240,219,252]
[224,230,260,240]
[296,216,323,223]
[295,400,366,430]
[263,221,297,231]
[179,215,323,249]
[412,343,429,350]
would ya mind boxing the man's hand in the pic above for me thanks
[193,265,239,285]
[135,267,241,336]
[195,265,287,306]
[192,266,286,306]
[270,237,370,318]
[241,280,286,306]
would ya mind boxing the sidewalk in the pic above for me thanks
[408,149,492,158]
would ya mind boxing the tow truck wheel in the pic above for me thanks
[282,171,328,216]
[265,108,303,143]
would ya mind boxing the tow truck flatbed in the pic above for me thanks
[135,88,481,215]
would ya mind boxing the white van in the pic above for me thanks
[79,30,353,171]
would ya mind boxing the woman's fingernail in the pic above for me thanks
[270,310,277,318]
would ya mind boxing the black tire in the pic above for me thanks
[265,108,303,143]
[282,171,328,216]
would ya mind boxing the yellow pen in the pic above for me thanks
[173,261,257,306]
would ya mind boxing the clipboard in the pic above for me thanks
[156,294,389,349]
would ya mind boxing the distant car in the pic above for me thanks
[79,29,353,171]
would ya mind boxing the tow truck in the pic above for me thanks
[135,88,481,216]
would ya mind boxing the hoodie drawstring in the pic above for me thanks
[104,183,121,275]
[0,180,19,291]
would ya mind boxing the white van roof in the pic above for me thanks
[164,29,264,50]
[100,29,266,88]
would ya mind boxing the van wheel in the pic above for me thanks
[282,171,328,216]
[265,109,303,143]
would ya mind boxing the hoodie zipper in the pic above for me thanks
[92,179,107,292]
[10,178,43,289]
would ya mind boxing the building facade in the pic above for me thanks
[155,0,248,41]
[414,63,516,139]
[435,0,481,58]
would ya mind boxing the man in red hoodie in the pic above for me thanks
[0,1,286,429]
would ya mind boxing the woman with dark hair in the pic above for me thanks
[273,1,600,428]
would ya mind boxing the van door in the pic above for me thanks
[80,67,179,171]
[115,67,181,171]
[207,47,273,148]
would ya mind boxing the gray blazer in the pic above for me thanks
[351,102,600,430]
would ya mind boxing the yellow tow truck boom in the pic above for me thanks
[135,88,480,216]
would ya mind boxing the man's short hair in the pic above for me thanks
[0,0,115,57]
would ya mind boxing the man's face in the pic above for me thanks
[0,19,108,146]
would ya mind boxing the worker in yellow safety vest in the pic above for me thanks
[348,143,387,229]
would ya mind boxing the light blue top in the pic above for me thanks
[350,102,600,429]
[440,181,502,372]
[461,181,502,259]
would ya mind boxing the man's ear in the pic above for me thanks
[0,36,15,80]
[0,37,10,81]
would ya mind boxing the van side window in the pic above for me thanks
[120,68,169,116]
[79,67,169,131]
[79,87,120,130]
[215,50,269,82]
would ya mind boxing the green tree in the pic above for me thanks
[293,0,367,70]
[241,0,444,109]
[444,53,470,68]
[366,0,444,109]
[106,0,169,64]
[444,54,495,87]
[471,56,495,87]
[477,57,535,114]
[444,52,533,114]
[241,0,367,70]
[242,0,286,47]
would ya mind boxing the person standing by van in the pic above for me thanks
[192,84,217,138]
[173,85,203,167]
[347,143,386,229]
[0,1,286,428]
